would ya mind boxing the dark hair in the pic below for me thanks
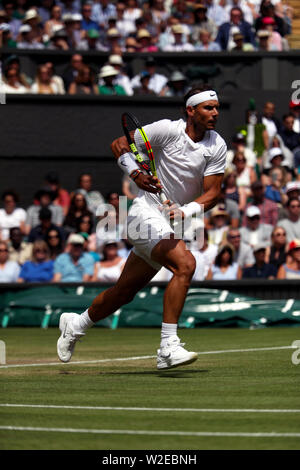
[287,197,300,207]
[214,245,234,267]
[282,113,294,121]
[45,227,64,256]
[76,213,94,234]
[39,207,52,220]
[183,84,215,117]
[2,189,19,203]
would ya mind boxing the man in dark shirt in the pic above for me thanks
[242,243,277,279]
[28,208,66,243]
[279,114,300,151]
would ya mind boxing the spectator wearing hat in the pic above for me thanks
[131,57,168,95]
[159,71,190,97]
[242,180,279,227]
[226,227,255,269]
[162,24,195,51]
[242,243,277,279]
[277,239,300,280]
[0,240,21,283]
[216,7,256,51]
[0,22,16,48]
[0,190,26,241]
[256,29,271,50]
[206,243,242,280]
[258,16,285,50]
[279,114,300,153]
[92,240,125,282]
[26,188,64,234]
[136,27,158,52]
[44,4,64,38]
[31,64,61,94]
[18,239,54,283]
[194,28,221,51]
[81,2,100,32]
[106,54,133,96]
[27,207,66,244]
[47,26,70,50]
[240,205,273,248]
[68,64,99,95]
[91,0,116,29]
[133,70,156,96]
[77,27,108,50]
[104,27,125,53]
[289,101,300,134]
[191,4,218,43]
[265,226,288,273]
[61,13,79,49]
[208,204,231,245]
[98,65,126,96]
[261,147,285,184]
[44,171,70,217]
[231,30,256,51]
[277,197,300,243]
[17,24,44,49]
[22,8,44,44]
[255,1,287,38]
[53,233,94,282]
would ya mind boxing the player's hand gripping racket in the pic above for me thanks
[121,112,168,204]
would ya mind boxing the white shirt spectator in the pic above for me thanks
[131,72,168,95]
[0,207,26,240]
[0,260,20,282]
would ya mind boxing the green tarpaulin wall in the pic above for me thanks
[1,285,300,329]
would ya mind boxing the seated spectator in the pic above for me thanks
[44,62,65,94]
[0,22,16,48]
[106,54,133,96]
[7,227,33,266]
[260,101,281,146]
[226,226,255,269]
[124,36,138,52]
[231,31,256,51]
[91,0,117,29]
[242,243,277,279]
[205,0,228,27]
[81,2,100,32]
[279,114,300,152]
[53,233,94,282]
[289,100,300,134]
[224,0,254,25]
[277,239,300,280]
[31,64,62,94]
[222,168,246,214]
[77,27,108,51]
[151,0,170,26]
[21,8,44,43]
[17,24,44,49]
[115,2,135,37]
[216,7,256,51]
[159,71,190,98]
[62,13,80,49]
[265,226,288,273]
[92,240,125,282]
[277,197,300,243]
[255,1,287,38]
[256,29,272,50]
[136,27,159,52]
[258,16,286,50]
[28,207,66,244]
[69,64,99,95]
[0,65,29,93]
[48,26,70,50]
[278,182,300,220]
[226,132,257,169]
[63,191,94,235]
[191,4,218,43]
[26,188,64,234]
[79,231,100,262]
[61,53,83,93]
[75,212,96,251]
[98,65,126,96]
[123,0,142,29]
[206,243,242,280]
[131,56,168,95]
[232,149,257,196]
[242,181,279,227]
[71,173,105,216]
[133,71,156,96]
[0,190,26,241]
[105,27,125,53]
[262,147,288,186]
[162,23,195,51]
[18,240,54,283]
[240,205,273,248]
[2,55,32,89]
[191,227,218,281]
[264,166,287,205]
[45,227,65,260]
[194,28,221,51]
[44,171,70,217]
[0,240,20,282]
[44,4,64,38]
[208,204,231,245]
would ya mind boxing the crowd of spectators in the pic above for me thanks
[0,0,296,96]
[1,96,300,284]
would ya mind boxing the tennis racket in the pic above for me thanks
[121,112,168,204]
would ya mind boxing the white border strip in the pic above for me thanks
[0,345,295,370]
[1,403,299,413]
[0,426,299,438]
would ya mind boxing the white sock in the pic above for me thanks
[160,322,178,347]
[72,309,94,333]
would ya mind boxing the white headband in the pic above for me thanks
[186,90,218,108]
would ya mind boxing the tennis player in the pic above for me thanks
[57,85,227,369]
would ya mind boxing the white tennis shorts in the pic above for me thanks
[126,197,174,270]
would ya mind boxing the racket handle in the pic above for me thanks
[159,191,168,203]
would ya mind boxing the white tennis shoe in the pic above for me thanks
[157,335,198,370]
[57,312,85,363]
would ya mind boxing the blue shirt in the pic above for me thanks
[19,260,54,282]
[0,261,20,282]
[54,252,94,282]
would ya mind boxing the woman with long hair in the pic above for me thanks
[92,241,125,282]
[45,227,65,260]
[63,192,93,234]
[31,64,60,94]
[68,64,99,95]
[206,243,242,280]
[265,226,288,273]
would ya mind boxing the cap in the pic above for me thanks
[67,233,85,245]
[246,205,261,218]
[172,24,184,34]
[140,70,150,79]
[169,71,186,82]
[288,239,300,252]
[269,147,283,161]
[211,204,229,218]
[289,100,300,108]
[253,242,267,253]
[233,32,244,40]
[232,132,246,142]
[262,16,276,25]
[87,28,100,39]
[257,30,270,38]
[72,13,82,21]
[194,3,207,11]
[137,28,151,39]
[23,8,41,23]
[108,54,124,66]
[99,65,118,78]
[19,24,32,33]
[285,181,300,193]
[62,13,74,23]
[107,28,120,37]
[104,240,118,246]
[0,23,10,32]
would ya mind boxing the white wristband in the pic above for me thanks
[117,152,139,176]
[180,202,202,218]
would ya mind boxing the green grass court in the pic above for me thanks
[0,326,300,450]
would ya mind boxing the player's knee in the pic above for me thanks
[115,285,136,305]
[177,253,196,280]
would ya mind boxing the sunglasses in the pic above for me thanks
[48,235,59,239]
[0,249,8,252]
[274,232,286,236]
[34,249,47,253]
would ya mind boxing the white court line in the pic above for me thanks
[0,425,299,438]
[1,403,300,413]
[0,345,295,370]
